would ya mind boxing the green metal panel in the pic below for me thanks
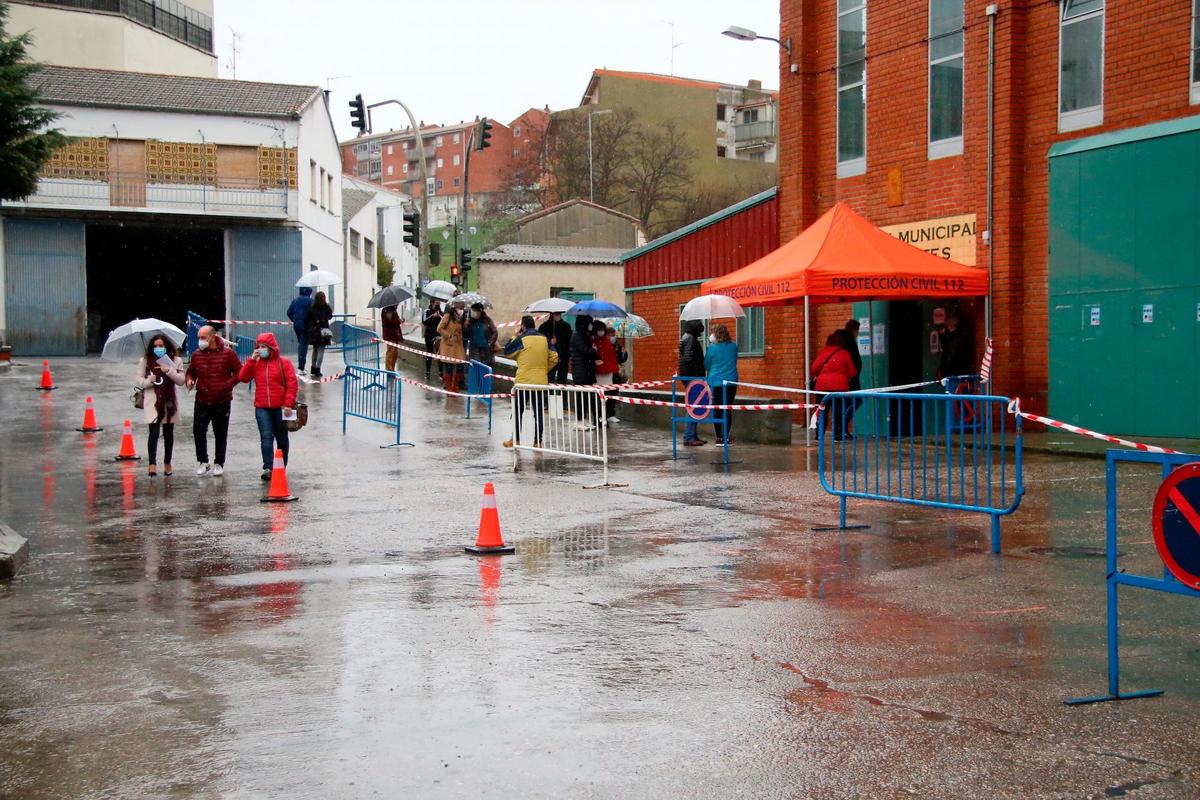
[1049,121,1200,438]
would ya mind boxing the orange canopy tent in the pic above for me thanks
[702,202,988,305]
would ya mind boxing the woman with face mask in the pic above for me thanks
[436,302,467,392]
[135,335,185,476]
[464,302,498,368]
[238,332,299,480]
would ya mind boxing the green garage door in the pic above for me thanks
[1048,116,1200,438]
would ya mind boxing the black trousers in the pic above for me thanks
[147,422,174,465]
[194,401,231,465]
[712,385,737,441]
[515,392,545,443]
[424,336,437,375]
[548,359,569,385]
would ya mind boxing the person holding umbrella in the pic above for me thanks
[436,301,466,392]
[135,335,186,476]
[381,304,403,372]
[464,302,498,367]
[422,298,443,381]
[570,314,601,429]
[185,325,242,477]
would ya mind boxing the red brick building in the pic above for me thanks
[772,0,1200,427]
[340,107,548,224]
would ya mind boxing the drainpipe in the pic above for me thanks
[985,3,998,342]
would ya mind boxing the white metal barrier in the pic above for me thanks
[510,384,625,488]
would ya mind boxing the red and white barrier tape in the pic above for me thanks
[377,337,472,365]
[610,395,815,411]
[397,374,512,400]
[729,375,975,397]
[1006,399,1183,455]
[208,319,292,326]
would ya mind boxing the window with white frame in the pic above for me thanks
[452,154,460,166]
[319,167,326,208]
[309,159,317,202]
[1192,0,1200,103]
[402,163,408,173]
[837,0,867,177]
[453,133,460,144]
[736,307,765,356]
[350,229,361,259]
[1059,0,1105,132]
[435,135,444,147]
[514,126,522,137]
[387,144,393,155]
[364,238,375,267]
[929,0,964,158]
[437,157,444,168]
[387,165,394,176]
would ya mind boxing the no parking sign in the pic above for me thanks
[684,380,712,421]
[1151,462,1200,590]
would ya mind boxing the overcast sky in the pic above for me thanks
[214,0,781,141]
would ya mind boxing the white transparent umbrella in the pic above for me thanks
[680,294,746,321]
[524,297,575,314]
[296,269,342,288]
[101,318,186,362]
[423,280,458,301]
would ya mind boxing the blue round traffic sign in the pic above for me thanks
[684,380,712,421]
[1151,463,1200,591]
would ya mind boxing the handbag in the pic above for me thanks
[132,386,145,409]
[284,402,308,433]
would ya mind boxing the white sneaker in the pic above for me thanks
[607,416,621,424]
[575,422,595,431]
[212,464,224,477]
[195,463,210,476]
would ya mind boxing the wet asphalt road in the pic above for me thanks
[1,356,1198,799]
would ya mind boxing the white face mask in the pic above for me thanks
[709,334,718,344]
[471,310,481,319]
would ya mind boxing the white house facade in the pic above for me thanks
[0,66,345,354]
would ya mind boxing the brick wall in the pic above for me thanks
[778,0,1200,413]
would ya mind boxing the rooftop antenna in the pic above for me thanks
[663,20,684,75]
[227,27,240,79]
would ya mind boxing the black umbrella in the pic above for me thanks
[368,285,416,309]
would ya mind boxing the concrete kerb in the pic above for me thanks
[0,521,30,580]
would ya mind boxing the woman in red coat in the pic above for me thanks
[812,330,858,441]
[238,332,299,480]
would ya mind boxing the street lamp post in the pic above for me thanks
[587,108,613,204]
[367,99,430,283]
[721,25,796,73]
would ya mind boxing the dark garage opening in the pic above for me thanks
[86,224,225,353]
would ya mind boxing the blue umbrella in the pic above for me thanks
[567,299,627,318]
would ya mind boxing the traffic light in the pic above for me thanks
[450,263,460,284]
[349,93,367,133]
[402,210,420,248]
[475,117,493,151]
[429,242,441,266]
[459,247,473,272]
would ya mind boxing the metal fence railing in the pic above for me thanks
[341,324,379,369]
[817,390,1024,553]
[342,365,412,448]
[510,384,621,488]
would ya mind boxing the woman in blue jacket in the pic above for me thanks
[704,324,739,445]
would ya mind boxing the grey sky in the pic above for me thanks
[214,0,781,141]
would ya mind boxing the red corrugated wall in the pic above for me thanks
[624,194,778,288]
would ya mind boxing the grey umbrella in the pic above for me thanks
[368,285,416,309]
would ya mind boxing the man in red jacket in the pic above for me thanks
[239,332,299,480]
[185,326,242,477]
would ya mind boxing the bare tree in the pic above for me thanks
[669,170,776,232]
[623,120,695,237]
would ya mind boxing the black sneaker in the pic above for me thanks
[260,469,272,481]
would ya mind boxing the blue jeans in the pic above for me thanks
[254,407,289,471]
[294,329,308,371]
[684,420,699,441]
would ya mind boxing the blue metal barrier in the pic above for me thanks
[465,359,495,432]
[328,313,356,352]
[233,335,255,361]
[817,390,1023,553]
[669,375,731,466]
[341,364,413,448]
[184,311,207,355]
[342,323,380,368]
[1066,449,1200,705]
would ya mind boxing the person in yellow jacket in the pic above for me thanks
[503,315,558,447]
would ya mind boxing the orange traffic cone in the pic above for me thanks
[261,449,298,503]
[76,396,103,433]
[464,482,515,554]
[114,419,140,461]
[36,360,57,391]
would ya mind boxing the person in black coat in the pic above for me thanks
[569,314,600,427]
[678,319,707,445]
[538,311,573,385]
[305,291,334,377]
